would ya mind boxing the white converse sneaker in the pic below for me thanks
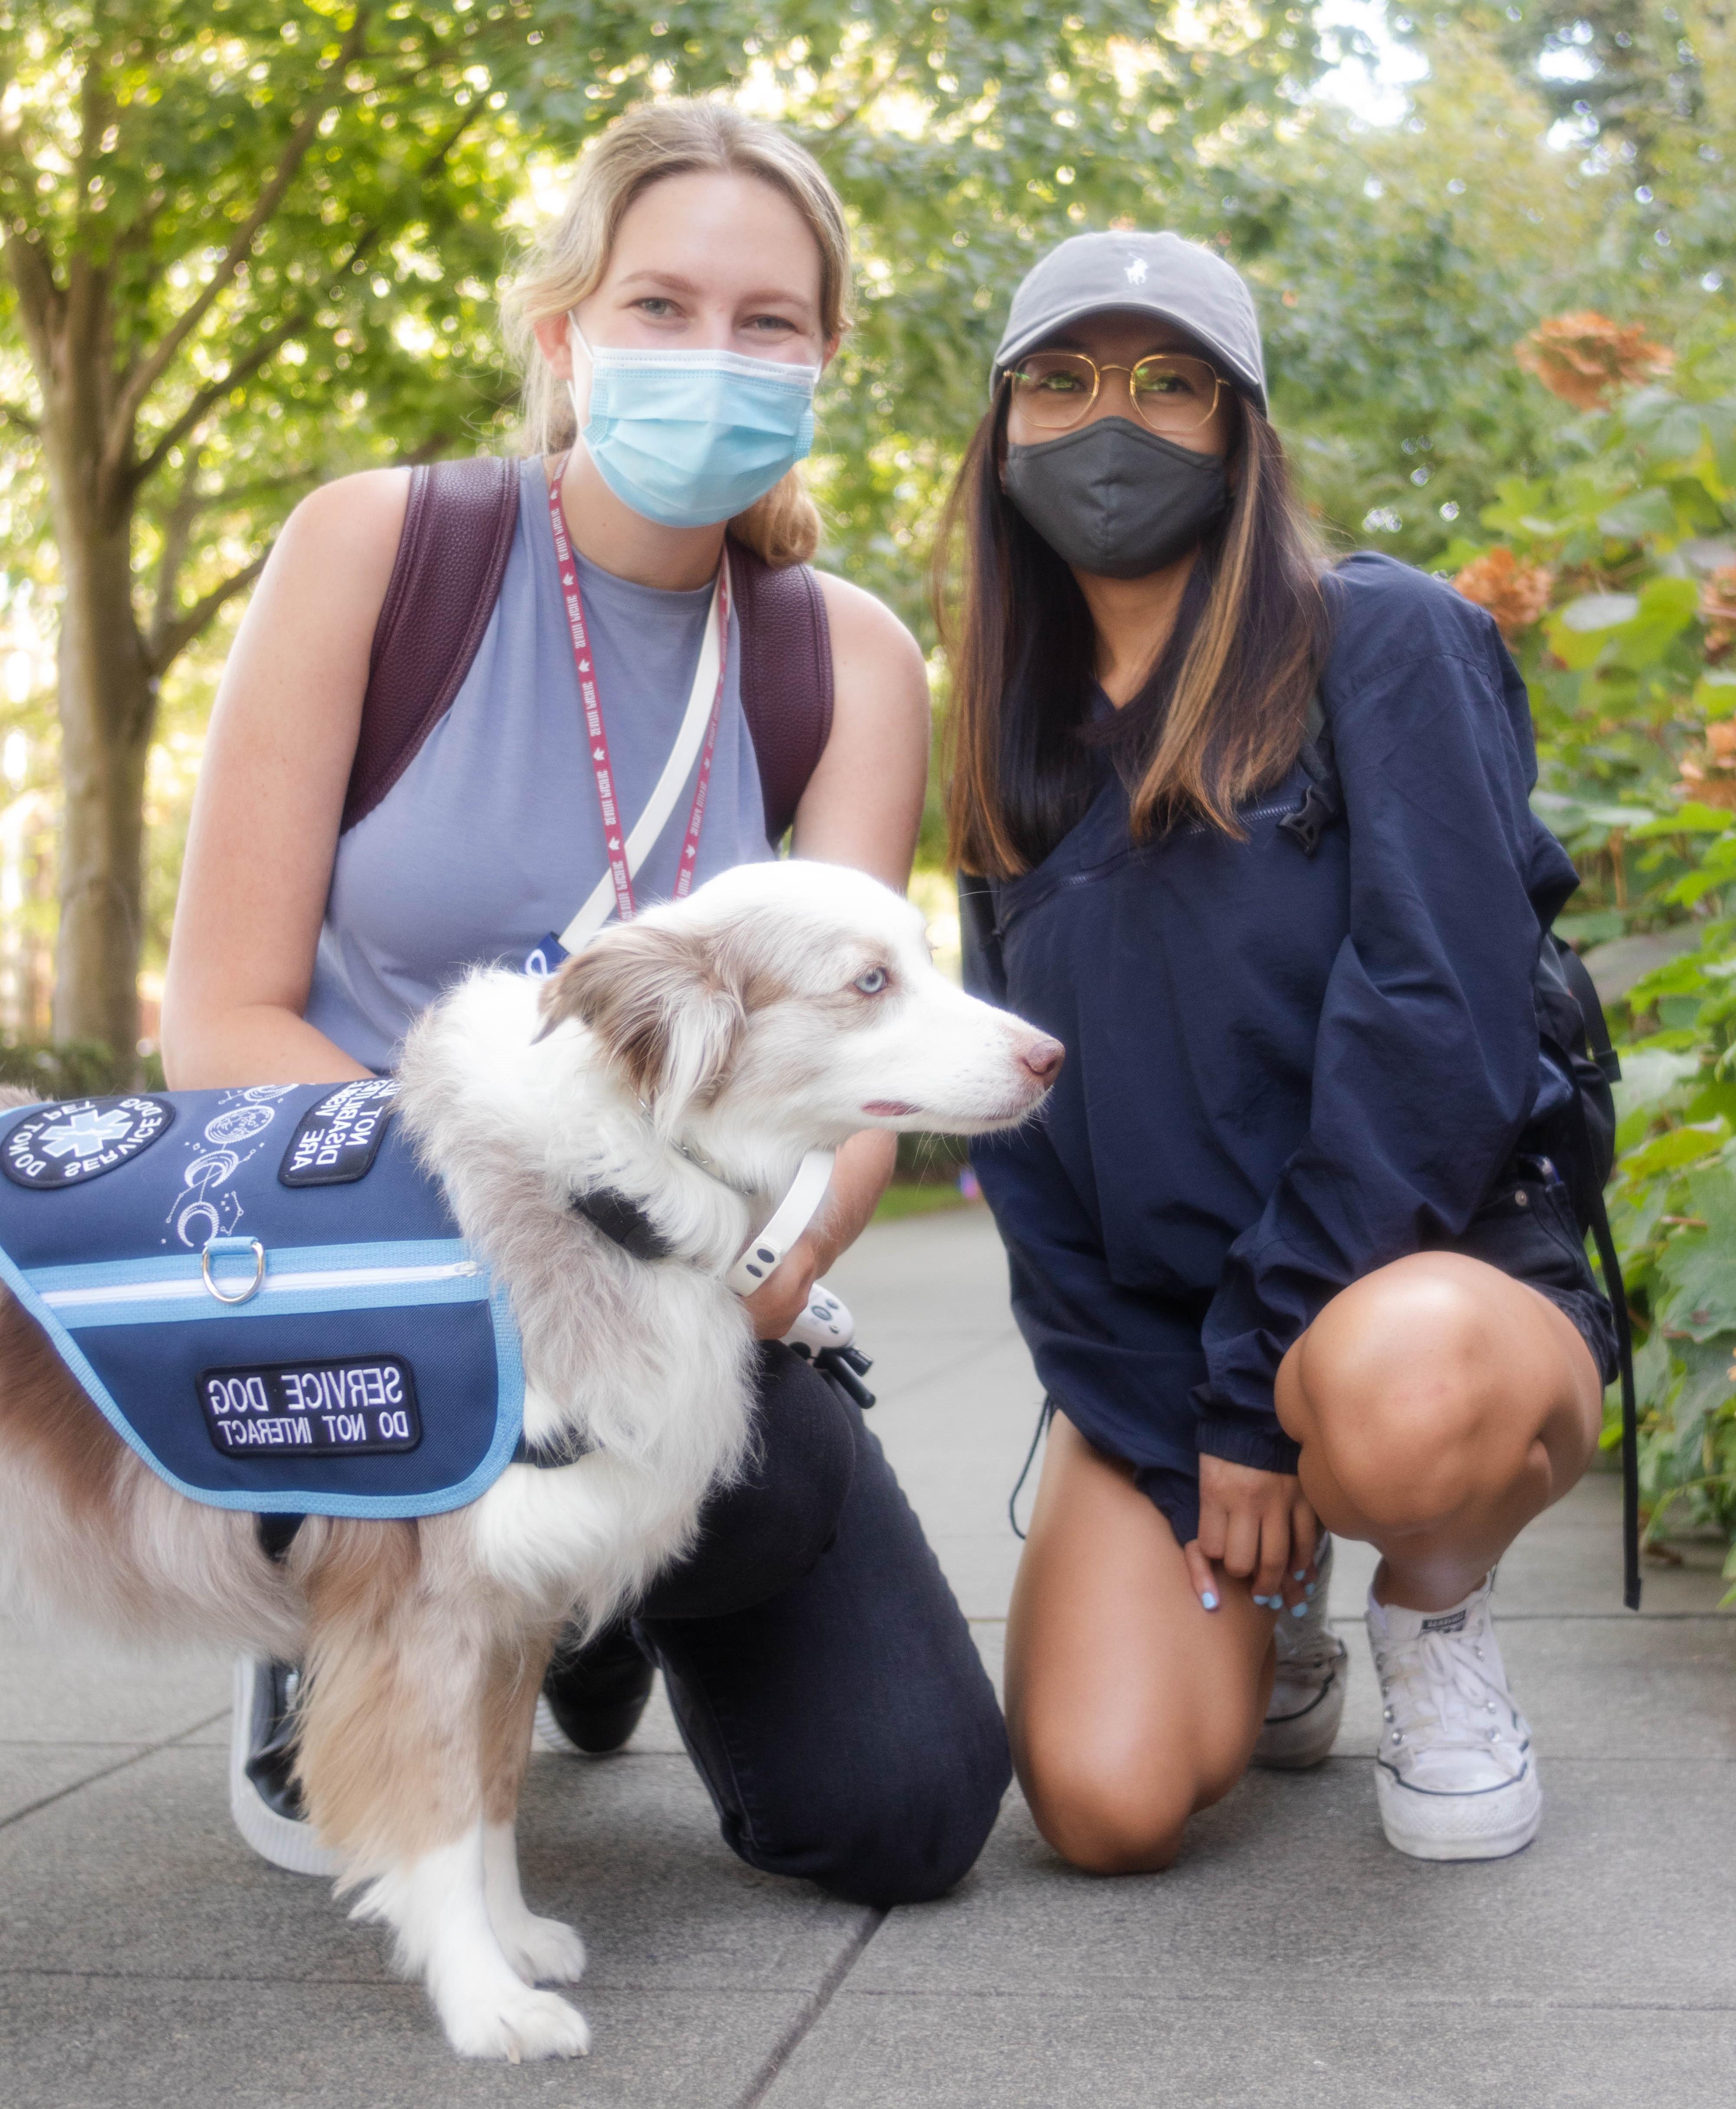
[1365,1572,1541,1862]
[1252,1534,1348,1769]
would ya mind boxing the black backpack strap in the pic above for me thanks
[345,456,522,834]
[728,536,835,844]
[1278,691,1342,856]
[1572,1096,1641,1610]
[1554,938,1624,1088]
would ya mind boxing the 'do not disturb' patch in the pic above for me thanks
[278,1079,399,1188]
[2,1096,177,1190]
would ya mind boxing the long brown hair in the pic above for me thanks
[939,381,1331,877]
[501,99,852,569]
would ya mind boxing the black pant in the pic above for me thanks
[630,1344,1010,1908]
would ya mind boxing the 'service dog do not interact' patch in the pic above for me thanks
[199,1355,422,1458]
[278,1079,399,1188]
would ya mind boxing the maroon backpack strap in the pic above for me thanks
[343,454,521,833]
[728,535,835,844]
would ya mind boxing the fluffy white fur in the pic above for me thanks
[0,859,1061,2062]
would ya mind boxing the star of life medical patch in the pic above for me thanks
[278,1079,399,1188]
[2,1096,176,1190]
[200,1355,422,1458]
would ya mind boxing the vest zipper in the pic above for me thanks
[39,1257,483,1312]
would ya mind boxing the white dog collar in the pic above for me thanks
[723,1149,835,1297]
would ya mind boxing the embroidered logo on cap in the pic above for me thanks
[3,1096,177,1189]
[1124,257,1149,284]
[199,1355,422,1457]
[279,1079,399,1188]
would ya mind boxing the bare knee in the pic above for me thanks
[1023,1756,1191,1874]
[1286,1260,1516,1532]
[1017,1727,1253,1875]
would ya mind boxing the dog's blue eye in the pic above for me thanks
[853,967,889,995]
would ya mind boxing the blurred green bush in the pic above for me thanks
[1443,315,1736,1594]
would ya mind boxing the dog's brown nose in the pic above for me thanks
[1020,1033,1065,1084]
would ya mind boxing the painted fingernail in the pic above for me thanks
[1294,1569,1308,1581]
[1291,1602,1308,1618]
[1304,1583,1318,1598]
[1201,1590,1219,1610]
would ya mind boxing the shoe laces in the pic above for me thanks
[1374,1613,1521,1767]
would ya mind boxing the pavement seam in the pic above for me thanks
[813,1987,1736,2014]
[732,1905,888,2109]
[0,1706,228,1835]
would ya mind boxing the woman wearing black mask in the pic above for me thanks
[943,234,1618,1871]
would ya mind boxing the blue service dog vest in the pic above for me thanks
[0,1081,524,1519]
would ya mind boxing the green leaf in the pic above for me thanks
[1656,1162,1736,1339]
[1694,671,1736,717]
[1557,592,1641,633]
[1596,487,1680,543]
[1613,1046,1703,1124]
[1617,1121,1731,1183]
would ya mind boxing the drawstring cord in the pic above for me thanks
[1009,1395,1056,1540]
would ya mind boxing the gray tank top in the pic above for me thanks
[306,457,771,1072]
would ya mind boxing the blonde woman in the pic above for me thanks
[164,102,1008,1904]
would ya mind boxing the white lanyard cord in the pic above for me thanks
[544,458,731,957]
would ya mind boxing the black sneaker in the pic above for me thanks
[535,1619,656,1756]
[227,1657,339,1876]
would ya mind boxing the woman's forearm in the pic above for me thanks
[810,1129,899,1271]
[161,1004,373,1091]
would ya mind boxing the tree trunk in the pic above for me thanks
[46,481,154,1063]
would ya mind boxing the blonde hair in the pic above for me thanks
[501,99,851,569]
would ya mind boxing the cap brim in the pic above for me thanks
[993,299,1266,412]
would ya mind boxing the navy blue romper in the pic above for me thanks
[964,552,1618,1546]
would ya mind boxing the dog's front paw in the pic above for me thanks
[499,1913,587,1986]
[441,1983,591,2063]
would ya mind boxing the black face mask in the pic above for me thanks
[1003,416,1229,580]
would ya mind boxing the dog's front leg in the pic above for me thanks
[298,1552,588,2063]
[481,1629,586,1988]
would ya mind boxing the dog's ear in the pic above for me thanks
[536,921,745,1125]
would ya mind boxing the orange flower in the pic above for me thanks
[1453,547,1556,638]
[1677,717,1736,809]
[1515,312,1674,411]
[1702,565,1736,661]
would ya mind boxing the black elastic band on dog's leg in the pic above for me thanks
[256,1513,306,1564]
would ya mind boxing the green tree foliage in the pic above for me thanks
[0,0,553,1057]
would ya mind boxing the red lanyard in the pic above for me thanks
[545,464,731,923]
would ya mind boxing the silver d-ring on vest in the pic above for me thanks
[201,1235,266,1305]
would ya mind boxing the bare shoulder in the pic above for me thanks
[812,570,929,733]
[814,569,925,670]
[271,467,412,592]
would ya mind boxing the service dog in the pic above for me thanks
[0,859,1062,2061]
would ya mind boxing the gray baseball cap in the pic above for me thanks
[992,230,1267,411]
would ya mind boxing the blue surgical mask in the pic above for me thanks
[569,322,819,528]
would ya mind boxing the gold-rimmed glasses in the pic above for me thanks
[1005,350,1225,438]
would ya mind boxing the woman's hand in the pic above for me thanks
[1185,1454,1320,1615]
[736,1130,897,1343]
[741,1231,823,1341]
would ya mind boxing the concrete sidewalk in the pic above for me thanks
[3,1208,1733,2107]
